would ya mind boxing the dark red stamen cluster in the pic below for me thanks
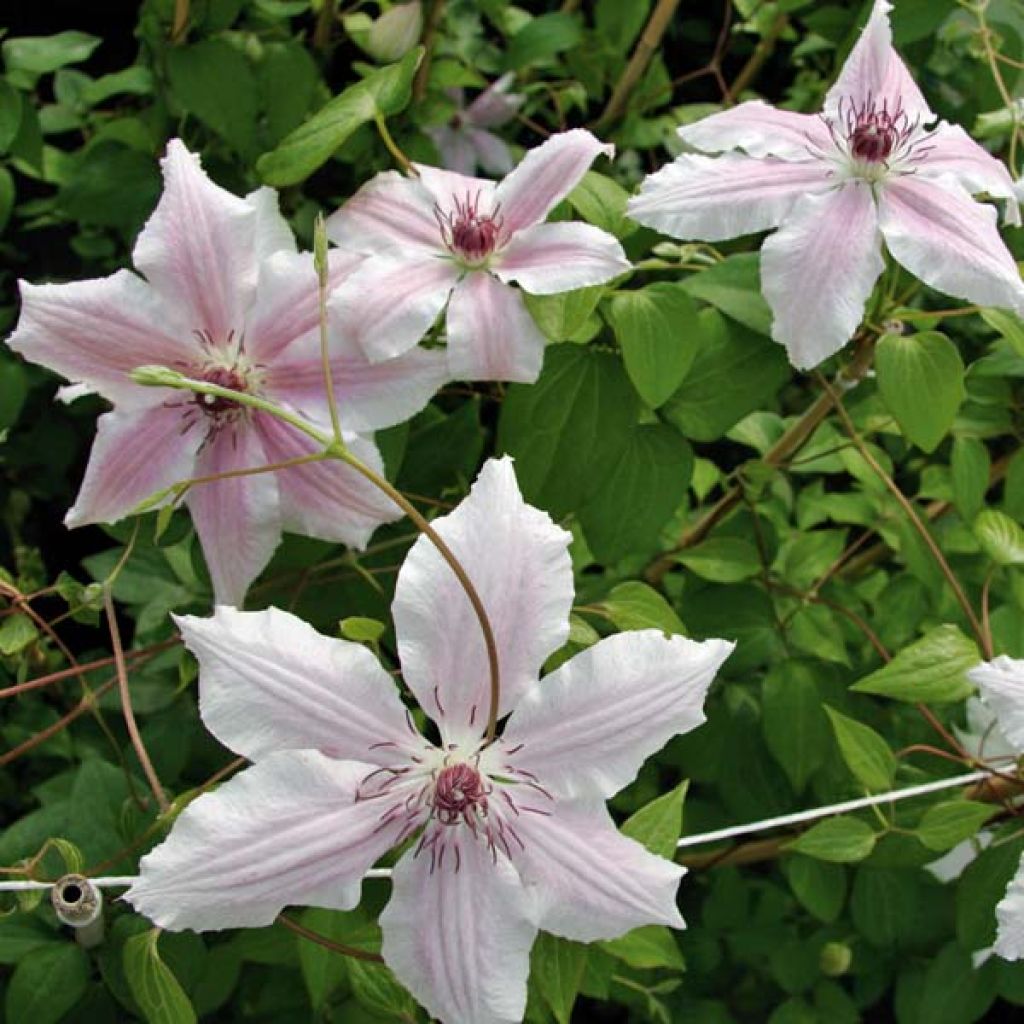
[832,94,916,165]
[197,365,247,417]
[433,763,489,825]
[436,191,503,262]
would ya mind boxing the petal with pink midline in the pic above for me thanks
[493,221,630,295]
[995,854,1024,960]
[494,129,613,235]
[133,139,257,339]
[501,631,732,801]
[445,272,547,383]
[969,656,1024,751]
[381,837,537,1024]
[878,175,1024,316]
[126,752,410,932]
[393,456,573,748]
[254,413,401,549]
[471,129,516,176]
[65,403,203,528]
[823,0,933,123]
[328,253,460,362]
[9,271,197,407]
[761,180,884,370]
[679,100,833,160]
[177,606,421,764]
[626,153,832,242]
[186,420,282,606]
[326,170,442,255]
[428,124,478,176]
[511,799,685,942]
[466,73,524,128]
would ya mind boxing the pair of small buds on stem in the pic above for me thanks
[50,874,104,948]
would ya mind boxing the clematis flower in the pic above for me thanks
[6,139,447,605]
[967,656,1024,959]
[627,0,1024,370]
[126,457,733,1024]
[426,72,525,177]
[327,130,631,382]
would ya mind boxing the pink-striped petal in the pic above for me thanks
[494,129,613,235]
[502,631,732,801]
[679,100,833,160]
[178,606,420,764]
[878,175,1024,316]
[445,272,547,383]
[969,656,1024,750]
[327,170,440,255]
[65,403,203,527]
[470,129,516,176]
[254,413,401,549]
[493,221,630,295]
[466,73,524,128]
[186,422,282,606]
[824,0,933,123]
[9,271,198,407]
[328,254,460,362]
[512,799,685,941]
[762,181,884,369]
[626,153,832,242]
[133,139,257,338]
[380,838,536,1024]
[127,752,405,932]
[429,124,478,176]
[393,457,573,748]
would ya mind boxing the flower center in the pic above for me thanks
[847,106,902,163]
[197,364,248,418]
[436,192,503,265]
[432,762,489,826]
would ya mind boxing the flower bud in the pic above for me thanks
[131,364,188,388]
[819,941,853,977]
[345,2,422,63]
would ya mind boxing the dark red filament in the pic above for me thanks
[433,763,488,825]
[436,191,503,262]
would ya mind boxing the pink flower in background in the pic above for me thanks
[126,457,733,1024]
[7,140,447,605]
[427,72,525,176]
[628,0,1024,370]
[328,130,631,382]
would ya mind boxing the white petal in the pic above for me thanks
[393,457,573,747]
[969,656,1024,751]
[996,854,1024,960]
[501,631,732,800]
[381,838,537,1024]
[471,130,516,176]
[127,752,404,932]
[414,163,498,217]
[626,153,832,242]
[878,175,1024,316]
[679,100,833,160]
[493,222,630,295]
[177,605,420,763]
[246,185,298,259]
[511,799,684,941]
[761,181,884,370]
[326,170,440,254]
[133,139,257,338]
[445,272,547,383]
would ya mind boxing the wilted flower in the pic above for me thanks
[6,140,446,605]
[627,0,1024,370]
[328,130,631,382]
[427,73,525,176]
[126,457,733,1024]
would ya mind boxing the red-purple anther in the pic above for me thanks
[437,192,503,263]
[433,763,488,825]
[196,364,247,417]
[839,96,911,165]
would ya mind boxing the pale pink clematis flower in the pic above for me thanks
[6,139,447,605]
[427,73,525,177]
[627,0,1024,370]
[327,130,631,382]
[126,457,733,1024]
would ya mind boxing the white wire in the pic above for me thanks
[0,769,995,891]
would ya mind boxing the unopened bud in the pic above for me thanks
[819,941,852,977]
[51,874,104,948]
[346,2,422,63]
[132,364,187,389]
[314,211,329,288]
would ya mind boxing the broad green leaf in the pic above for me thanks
[762,661,830,793]
[566,170,636,238]
[681,253,772,336]
[981,307,1024,358]
[530,933,588,1024]
[123,929,197,1024]
[257,47,422,185]
[505,12,582,69]
[875,330,964,452]
[607,283,702,408]
[347,958,417,1020]
[3,32,101,75]
[850,624,978,703]
[957,834,1024,949]
[524,285,605,342]
[674,536,761,582]
[951,436,990,523]
[785,817,877,863]
[298,908,378,1010]
[255,41,320,147]
[1005,449,1024,521]
[599,925,684,970]
[599,580,686,635]
[0,916,62,965]
[0,611,38,655]
[0,80,22,153]
[622,781,688,859]
[784,855,847,922]
[824,706,896,791]
[974,508,1024,566]
[917,942,997,1024]
[5,944,91,1024]
[58,141,161,232]
[339,616,387,643]
[916,800,996,852]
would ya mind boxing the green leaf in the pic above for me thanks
[599,925,684,970]
[957,834,1024,949]
[981,307,1024,358]
[0,80,23,153]
[784,855,847,922]
[257,47,422,185]
[347,958,417,1020]
[850,624,978,703]
[916,800,996,852]
[622,781,688,859]
[824,706,896,791]
[524,285,605,343]
[599,581,686,635]
[951,436,990,523]
[2,32,101,75]
[505,12,582,69]
[566,171,636,239]
[58,141,161,232]
[974,508,1024,566]
[762,661,830,793]
[875,331,964,453]
[498,345,640,518]
[339,616,387,643]
[917,942,997,1024]
[0,916,62,965]
[298,908,378,1010]
[674,536,762,582]
[0,611,38,655]
[530,933,588,1024]
[1005,449,1024,521]
[607,283,703,408]
[785,817,877,863]
[6,944,90,1024]
[123,929,197,1024]
[681,253,772,336]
